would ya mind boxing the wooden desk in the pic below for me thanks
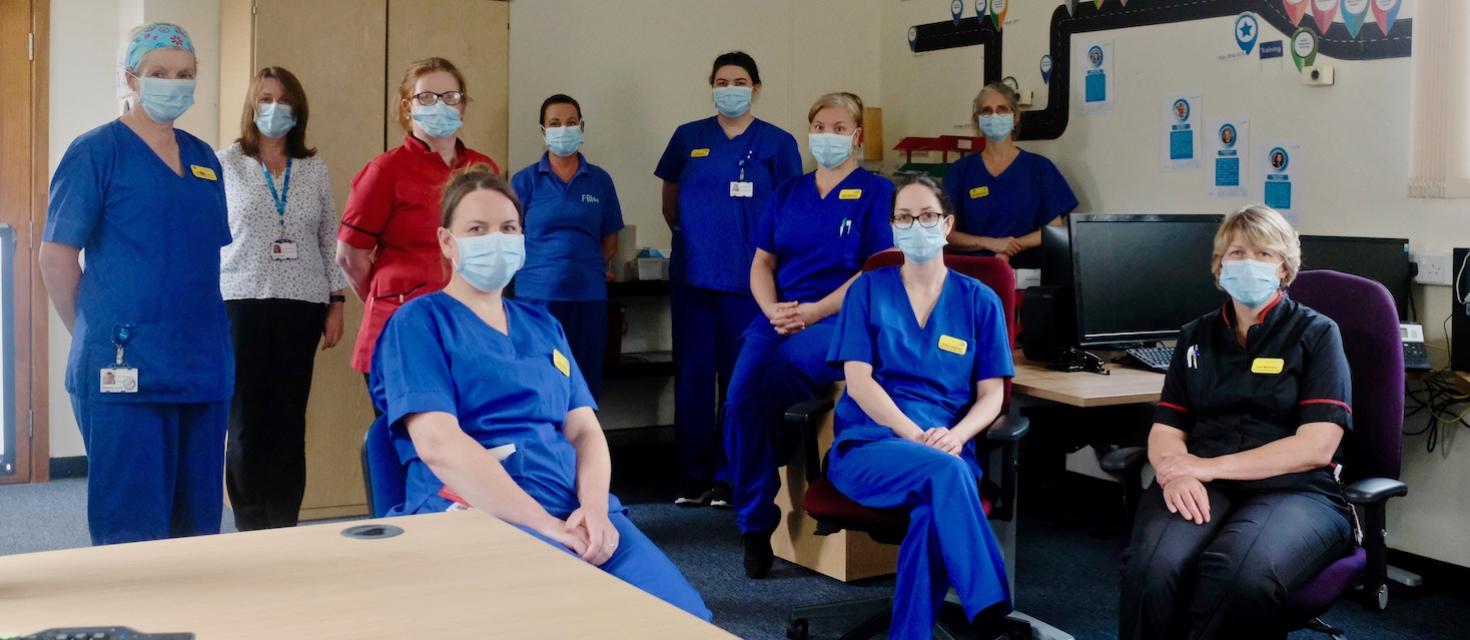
[0,511,731,639]
[1011,356,1165,408]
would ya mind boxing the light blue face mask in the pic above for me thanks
[544,125,584,157]
[412,101,463,139]
[809,133,854,170]
[1218,259,1281,309]
[254,102,296,139]
[978,113,1014,141]
[134,76,196,124]
[456,232,525,293]
[713,86,753,118]
[893,221,949,264]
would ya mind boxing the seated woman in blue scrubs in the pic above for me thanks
[40,23,234,546]
[943,82,1077,267]
[828,175,1015,640]
[370,166,709,621]
[726,92,894,578]
[511,93,623,400]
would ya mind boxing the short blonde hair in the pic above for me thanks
[1210,205,1302,287]
[807,92,864,129]
[972,82,1021,137]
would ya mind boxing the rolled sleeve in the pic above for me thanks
[373,304,457,430]
[1298,321,1353,431]
[338,161,393,250]
[1152,339,1196,431]
[828,272,875,367]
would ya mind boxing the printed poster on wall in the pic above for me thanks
[1262,141,1302,212]
[1079,41,1114,114]
[1161,94,1202,170]
[1208,117,1250,198]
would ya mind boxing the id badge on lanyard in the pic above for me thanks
[264,159,298,260]
[100,324,139,393]
[730,141,756,198]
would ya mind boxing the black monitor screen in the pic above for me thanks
[1299,235,1410,319]
[1071,214,1225,346]
[1040,224,1072,288]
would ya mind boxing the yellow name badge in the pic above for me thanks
[190,165,217,181]
[690,148,710,158]
[552,349,572,377]
[969,186,990,199]
[938,335,968,356]
[838,188,863,200]
[1251,357,1285,375]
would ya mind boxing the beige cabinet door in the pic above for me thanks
[385,0,509,167]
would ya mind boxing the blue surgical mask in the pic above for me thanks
[1218,259,1281,309]
[544,125,583,157]
[412,102,463,139]
[713,86,753,118]
[893,222,948,264]
[456,232,525,292]
[254,103,296,139]
[134,76,195,124]
[809,133,854,170]
[978,114,1014,141]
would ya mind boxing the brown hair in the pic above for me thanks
[440,164,523,228]
[236,66,316,159]
[891,174,955,219]
[972,82,1021,137]
[397,57,468,133]
[1211,204,1302,287]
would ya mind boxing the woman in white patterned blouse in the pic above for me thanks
[217,66,347,530]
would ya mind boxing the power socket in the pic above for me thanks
[1413,252,1453,286]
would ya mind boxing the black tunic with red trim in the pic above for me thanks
[1153,294,1353,502]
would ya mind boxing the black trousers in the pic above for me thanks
[1119,482,1353,640]
[225,298,326,530]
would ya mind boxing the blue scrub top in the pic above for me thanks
[654,117,802,294]
[370,292,621,517]
[942,149,1077,251]
[755,168,895,304]
[44,120,234,403]
[827,266,1014,476]
[512,153,624,301]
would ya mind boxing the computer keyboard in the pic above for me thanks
[20,628,193,640]
[1122,346,1173,372]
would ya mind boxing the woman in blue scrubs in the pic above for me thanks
[39,23,233,545]
[512,94,623,399]
[943,83,1077,267]
[726,92,894,577]
[656,51,803,508]
[828,175,1014,639]
[371,166,709,621]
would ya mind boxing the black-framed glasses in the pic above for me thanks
[411,90,466,107]
[892,212,946,229]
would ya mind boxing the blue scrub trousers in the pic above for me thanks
[70,396,228,545]
[528,299,608,400]
[724,318,840,534]
[671,285,760,485]
[518,510,713,621]
[829,438,1012,640]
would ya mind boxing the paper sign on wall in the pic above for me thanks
[1372,0,1401,36]
[1162,94,1202,170]
[989,0,1008,30]
[951,0,964,25]
[1341,0,1370,38]
[1040,54,1054,84]
[1079,41,1114,114]
[1291,28,1319,70]
[1263,142,1302,211]
[1208,118,1250,198]
[1234,13,1259,54]
[1283,0,1309,25]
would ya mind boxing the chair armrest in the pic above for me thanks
[985,415,1029,442]
[1344,477,1408,505]
[1100,446,1148,474]
[784,398,835,425]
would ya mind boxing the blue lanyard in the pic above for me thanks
[261,158,293,227]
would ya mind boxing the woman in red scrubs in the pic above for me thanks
[336,57,498,384]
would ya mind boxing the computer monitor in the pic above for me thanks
[1298,235,1411,320]
[1070,214,1225,347]
[1040,224,1072,288]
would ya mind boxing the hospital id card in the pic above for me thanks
[270,239,298,260]
[100,367,139,393]
[730,181,754,198]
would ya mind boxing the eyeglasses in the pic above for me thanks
[411,91,466,107]
[892,212,946,229]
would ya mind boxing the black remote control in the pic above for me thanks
[22,628,193,640]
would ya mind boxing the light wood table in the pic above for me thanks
[0,511,731,639]
[1011,355,1165,407]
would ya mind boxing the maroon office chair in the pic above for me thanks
[782,253,1029,640]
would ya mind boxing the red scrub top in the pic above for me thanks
[339,134,497,372]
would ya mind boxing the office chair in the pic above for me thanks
[783,253,1030,640]
[1103,270,1407,639]
[361,415,407,518]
